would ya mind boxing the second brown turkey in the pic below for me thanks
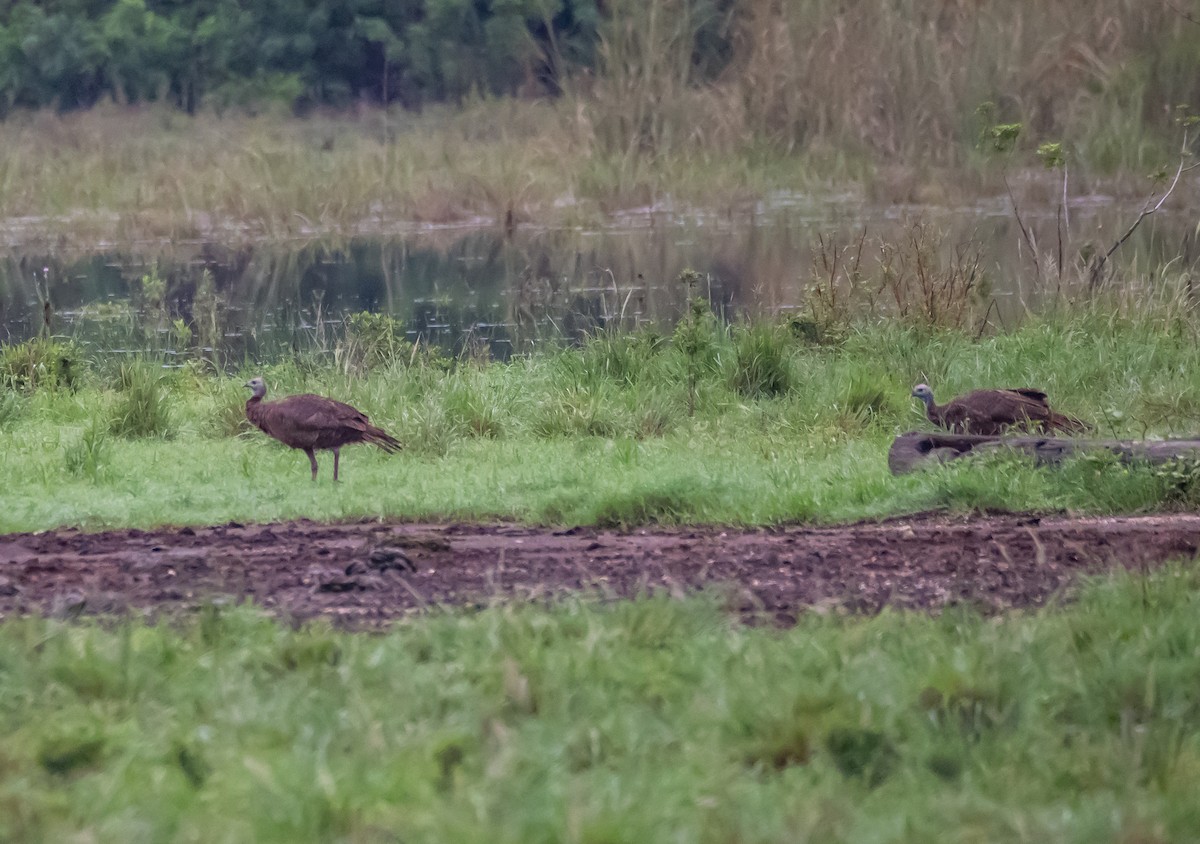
[244,377,402,481]
[911,383,1091,436]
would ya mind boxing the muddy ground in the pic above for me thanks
[0,513,1198,627]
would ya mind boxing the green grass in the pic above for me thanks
[4,306,1200,533]
[2,565,1200,841]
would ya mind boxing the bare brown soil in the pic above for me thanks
[1,513,1198,627]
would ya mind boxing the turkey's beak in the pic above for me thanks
[244,380,254,389]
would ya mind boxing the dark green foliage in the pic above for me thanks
[174,742,211,789]
[203,382,253,438]
[0,338,79,392]
[824,727,899,786]
[0,0,606,114]
[547,474,723,526]
[673,271,723,416]
[38,730,106,777]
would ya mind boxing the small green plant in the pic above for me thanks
[64,419,110,481]
[109,362,173,438]
[673,269,721,417]
[339,311,451,374]
[532,384,623,439]
[192,269,222,361]
[138,267,167,312]
[1037,141,1065,169]
[1152,455,1200,507]
[986,122,1022,154]
[171,318,193,349]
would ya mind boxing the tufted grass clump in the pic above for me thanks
[442,376,507,439]
[1,338,81,392]
[202,380,255,439]
[63,419,110,481]
[728,321,796,398]
[108,362,174,438]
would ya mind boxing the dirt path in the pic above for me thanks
[0,513,1198,626]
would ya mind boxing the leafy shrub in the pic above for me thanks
[1152,455,1200,507]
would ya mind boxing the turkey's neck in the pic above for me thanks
[245,395,265,424]
[920,397,943,425]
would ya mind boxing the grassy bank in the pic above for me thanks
[4,293,1200,532]
[0,93,1187,251]
[2,565,1199,841]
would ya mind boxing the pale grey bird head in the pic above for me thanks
[244,376,267,398]
[911,383,935,407]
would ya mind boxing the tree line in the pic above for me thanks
[0,0,630,114]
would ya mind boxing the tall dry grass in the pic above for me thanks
[582,0,1197,168]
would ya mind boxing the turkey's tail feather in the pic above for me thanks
[364,427,404,453]
[1046,412,1092,435]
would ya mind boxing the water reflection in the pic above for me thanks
[0,199,1195,364]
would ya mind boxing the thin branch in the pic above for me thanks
[1089,127,1192,288]
[1003,172,1042,283]
[1165,0,1200,26]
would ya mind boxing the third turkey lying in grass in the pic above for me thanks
[911,383,1091,436]
[244,377,402,481]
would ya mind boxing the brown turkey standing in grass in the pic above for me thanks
[244,376,402,481]
[911,383,1091,436]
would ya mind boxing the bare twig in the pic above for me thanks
[1003,172,1042,284]
[1056,164,1069,296]
[1089,127,1192,289]
[1165,0,1200,26]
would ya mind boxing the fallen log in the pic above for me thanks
[888,431,1200,475]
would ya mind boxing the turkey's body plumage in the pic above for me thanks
[912,384,1090,436]
[244,378,401,480]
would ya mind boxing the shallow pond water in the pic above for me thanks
[0,194,1194,364]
